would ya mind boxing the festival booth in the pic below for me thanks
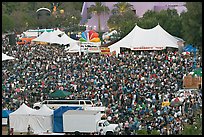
[108,24,179,56]
[9,103,37,132]
[53,106,82,133]
[29,105,54,134]
[183,68,202,89]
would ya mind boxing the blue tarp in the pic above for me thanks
[2,110,13,118]
[183,44,197,52]
[53,106,82,133]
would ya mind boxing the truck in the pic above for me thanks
[83,106,106,119]
[62,110,120,135]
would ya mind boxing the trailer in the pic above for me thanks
[63,110,120,135]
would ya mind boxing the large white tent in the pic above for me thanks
[109,24,179,55]
[29,105,54,134]
[2,53,15,61]
[9,103,37,132]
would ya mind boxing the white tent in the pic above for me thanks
[32,31,49,42]
[109,24,179,55]
[9,103,37,132]
[2,53,15,61]
[29,105,54,134]
[32,29,79,46]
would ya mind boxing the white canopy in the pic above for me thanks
[2,53,15,61]
[9,103,37,132]
[32,31,49,42]
[9,104,54,133]
[109,24,179,55]
[29,105,54,134]
[32,29,79,46]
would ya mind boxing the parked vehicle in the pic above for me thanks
[33,100,93,110]
[83,106,106,119]
[16,37,36,45]
[63,110,120,135]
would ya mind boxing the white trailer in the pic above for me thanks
[63,110,120,135]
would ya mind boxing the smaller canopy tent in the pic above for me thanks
[2,110,13,125]
[2,53,15,61]
[32,30,62,44]
[9,103,37,132]
[65,42,81,53]
[50,90,72,98]
[42,31,63,44]
[29,105,54,134]
[192,67,202,77]
[32,29,79,46]
[109,24,179,55]
[53,106,82,133]
[32,31,49,42]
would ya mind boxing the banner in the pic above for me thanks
[101,47,110,54]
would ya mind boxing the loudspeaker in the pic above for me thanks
[9,34,16,45]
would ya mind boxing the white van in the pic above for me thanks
[33,100,94,110]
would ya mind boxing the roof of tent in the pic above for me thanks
[9,103,37,115]
[32,29,79,45]
[109,24,179,52]
[32,31,49,42]
[32,105,53,116]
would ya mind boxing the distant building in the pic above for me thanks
[80,2,187,32]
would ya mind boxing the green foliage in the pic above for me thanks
[2,14,14,32]
[136,130,148,135]
[112,2,134,15]
[88,2,110,32]
[138,9,182,37]
[2,2,83,33]
[181,116,202,135]
[181,2,202,50]
[151,130,160,135]
[107,5,138,38]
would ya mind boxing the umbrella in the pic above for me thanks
[170,97,183,107]
[192,68,202,77]
[49,90,72,98]
[162,101,170,107]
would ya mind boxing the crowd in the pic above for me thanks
[2,36,202,135]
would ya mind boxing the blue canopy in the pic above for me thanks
[53,106,82,133]
[2,110,13,118]
[183,44,197,52]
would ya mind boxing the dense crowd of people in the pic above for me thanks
[2,36,202,135]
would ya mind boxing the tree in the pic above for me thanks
[112,2,134,15]
[2,14,14,32]
[107,7,138,38]
[181,115,202,135]
[136,129,148,135]
[88,2,110,32]
[181,2,202,51]
[137,9,182,37]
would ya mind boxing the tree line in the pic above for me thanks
[2,2,202,50]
